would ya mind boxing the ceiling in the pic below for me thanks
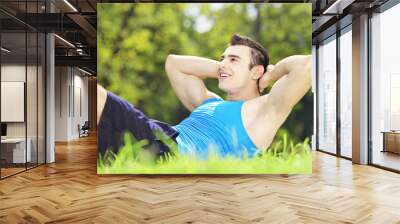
[0,0,391,75]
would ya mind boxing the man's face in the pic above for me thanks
[218,45,254,94]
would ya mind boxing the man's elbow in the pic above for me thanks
[165,54,178,75]
[297,55,311,69]
[97,85,108,125]
[292,55,312,87]
[304,55,312,68]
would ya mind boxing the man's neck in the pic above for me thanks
[227,87,260,101]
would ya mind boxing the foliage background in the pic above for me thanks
[98,3,312,143]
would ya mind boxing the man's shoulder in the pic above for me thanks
[243,94,269,108]
[243,94,277,118]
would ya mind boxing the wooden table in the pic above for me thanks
[1,138,31,164]
[381,131,400,154]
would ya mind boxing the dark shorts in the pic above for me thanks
[97,92,179,157]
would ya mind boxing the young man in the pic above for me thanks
[98,34,311,159]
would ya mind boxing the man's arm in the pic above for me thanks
[242,55,311,149]
[165,55,221,111]
[97,84,107,125]
[260,55,312,116]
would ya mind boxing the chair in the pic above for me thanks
[78,121,90,138]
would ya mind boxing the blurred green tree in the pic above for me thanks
[98,3,312,143]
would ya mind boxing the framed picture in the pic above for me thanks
[97,3,312,174]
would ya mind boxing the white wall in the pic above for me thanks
[1,65,26,142]
[1,65,25,127]
[1,82,25,122]
[55,67,69,141]
[1,63,46,164]
[55,67,89,141]
[1,65,26,81]
[1,65,30,138]
[72,73,89,138]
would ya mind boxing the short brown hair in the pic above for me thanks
[230,34,269,73]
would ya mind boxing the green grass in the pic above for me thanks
[97,132,312,174]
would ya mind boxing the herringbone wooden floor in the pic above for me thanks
[1,134,400,224]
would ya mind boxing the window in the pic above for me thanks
[339,26,352,158]
[0,1,47,179]
[317,35,337,154]
[370,2,400,171]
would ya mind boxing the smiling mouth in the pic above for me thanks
[219,72,232,78]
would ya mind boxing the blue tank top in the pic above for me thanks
[174,98,258,158]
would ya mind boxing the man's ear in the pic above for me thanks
[251,65,265,80]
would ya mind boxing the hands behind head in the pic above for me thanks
[258,64,275,93]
